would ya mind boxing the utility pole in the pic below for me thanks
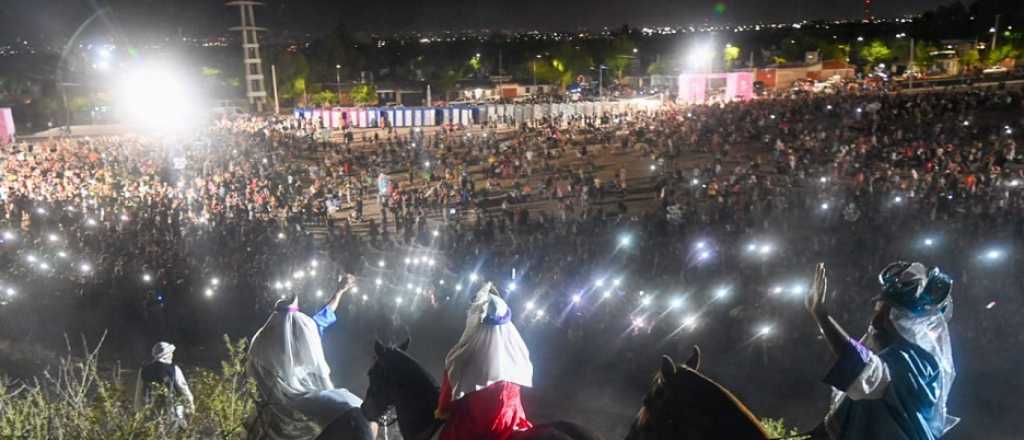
[908,38,915,89]
[271,64,280,114]
[335,64,342,99]
[991,14,1001,54]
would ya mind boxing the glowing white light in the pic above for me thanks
[405,258,411,264]
[508,282,517,291]
[821,203,829,210]
[415,287,423,294]
[827,105,833,110]
[536,309,546,318]
[310,259,318,268]
[632,317,646,328]
[424,161,431,168]
[619,234,632,247]
[640,297,652,306]
[121,214,130,222]
[351,286,359,293]
[790,285,806,296]
[428,258,436,266]
[439,279,445,285]
[26,255,37,263]
[278,232,286,239]
[772,286,783,294]
[57,251,68,258]
[1010,179,1021,187]
[39,262,51,270]
[924,238,935,246]
[747,243,758,252]
[650,164,657,171]
[2,231,14,240]
[984,249,1004,260]
[695,241,706,249]
[362,294,369,301]
[378,260,386,267]
[986,301,997,309]
[47,234,58,242]
[455,284,463,291]
[432,230,440,237]
[407,283,414,290]
[316,289,323,297]
[36,208,46,215]
[758,244,773,255]
[893,196,903,204]
[571,294,582,303]
[284,280,293,289]
[691,178,699,186]
[395,297,404,305]
[714,288,729,300]
[613,278,622,287]
[525,301,536,310]
[211,277,220,286]
[80,263,91,273]
[758,325,774,337]
[470,273,479,282]
[602,291,612,299]
[682,315,697,327]
[274,281,284,289]
[142,274,152,283]
[205,288,214,297]
[687,44,714,70]
[595,279,605,287]
[293,270,306,279]
[669,298,683,309]
[698,250,711,260]
[820,177,828,183]
[375,278,383,286]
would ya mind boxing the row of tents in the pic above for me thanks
[293,99,662,129]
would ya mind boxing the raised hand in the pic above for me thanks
[806,262,828,319]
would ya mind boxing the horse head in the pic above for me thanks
[361,337,413,421]
[625,346,769,440]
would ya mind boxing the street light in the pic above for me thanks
[335,64,342,97]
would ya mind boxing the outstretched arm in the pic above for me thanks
[806,263,855,360]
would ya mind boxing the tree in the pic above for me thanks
[818,42,850,62]
[605,35,636,79]
[351,84,378,106]
[960,48,981,71]
[986,45,1021,66]
[723,44,741,70]
[859,40,894,68]
[310,90,337,106]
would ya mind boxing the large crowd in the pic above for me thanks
[1,85,1023,438]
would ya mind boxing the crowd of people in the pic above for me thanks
[1,84,1022,438]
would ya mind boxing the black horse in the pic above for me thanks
[361,339,604,440]
[624,346,778,440]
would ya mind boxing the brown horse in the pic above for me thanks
[624,346,782,440]
[361,339,604,440]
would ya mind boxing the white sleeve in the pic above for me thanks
[173,366,195,410]
[845,351,891,400]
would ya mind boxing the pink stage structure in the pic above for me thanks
[677,72,755,104]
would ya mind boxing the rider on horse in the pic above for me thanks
[807,262,958,440]
[435,282,534,440]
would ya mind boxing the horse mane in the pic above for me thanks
[659,366,770,438]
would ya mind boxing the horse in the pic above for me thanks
[624,346,783,440]
[361,338,604,440]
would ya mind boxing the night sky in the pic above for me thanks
[1,0,955,42]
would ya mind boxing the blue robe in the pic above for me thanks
[824,337,944,440]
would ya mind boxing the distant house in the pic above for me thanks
[755,60,855,90]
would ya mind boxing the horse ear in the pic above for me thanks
[660,355,677,378]
[397,337,411,351]
[374,340,386,357]
[684,345,702,371]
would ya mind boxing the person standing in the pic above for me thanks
[134,342,195,426]
[806,262,958,440]
[435,283,534,440]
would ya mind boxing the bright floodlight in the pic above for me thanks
[316,289,323,297]
[2,231,13,240]
[204,288,214,297]
[508,282,517,291]
[771,286,784,294]
[821,203,829,210]
[114,62,201,133]
[923,238,935,247]
[142,274,152,283]
[613,278,622,287]
[687,44,714,70]
[80,263,92,273]
[469,273,479,282]
[758,325,774,337]
[375,278,382,286]
[695,241,706,249]
[758,244,773,255]
[571,294,582,304]
[893,196,903,204]
[790,284,806,296]
[682,315,698,327]
[395,297,404,305]
[714,288,729,300]
[698,250,711,260]
[595,279,605,287]
[378,260,386,267]
[602,291,612,299]
[669,297,683,309]
[525,301,536,310]
[640,297,652,306]
[211,277,220,286]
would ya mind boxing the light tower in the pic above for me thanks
[863,0,874,22]
[227,1,267,113]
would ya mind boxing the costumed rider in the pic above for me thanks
[247,274,371,440]
[806,262,958,440]
[435,282,534,440]
[134,342,195,426]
